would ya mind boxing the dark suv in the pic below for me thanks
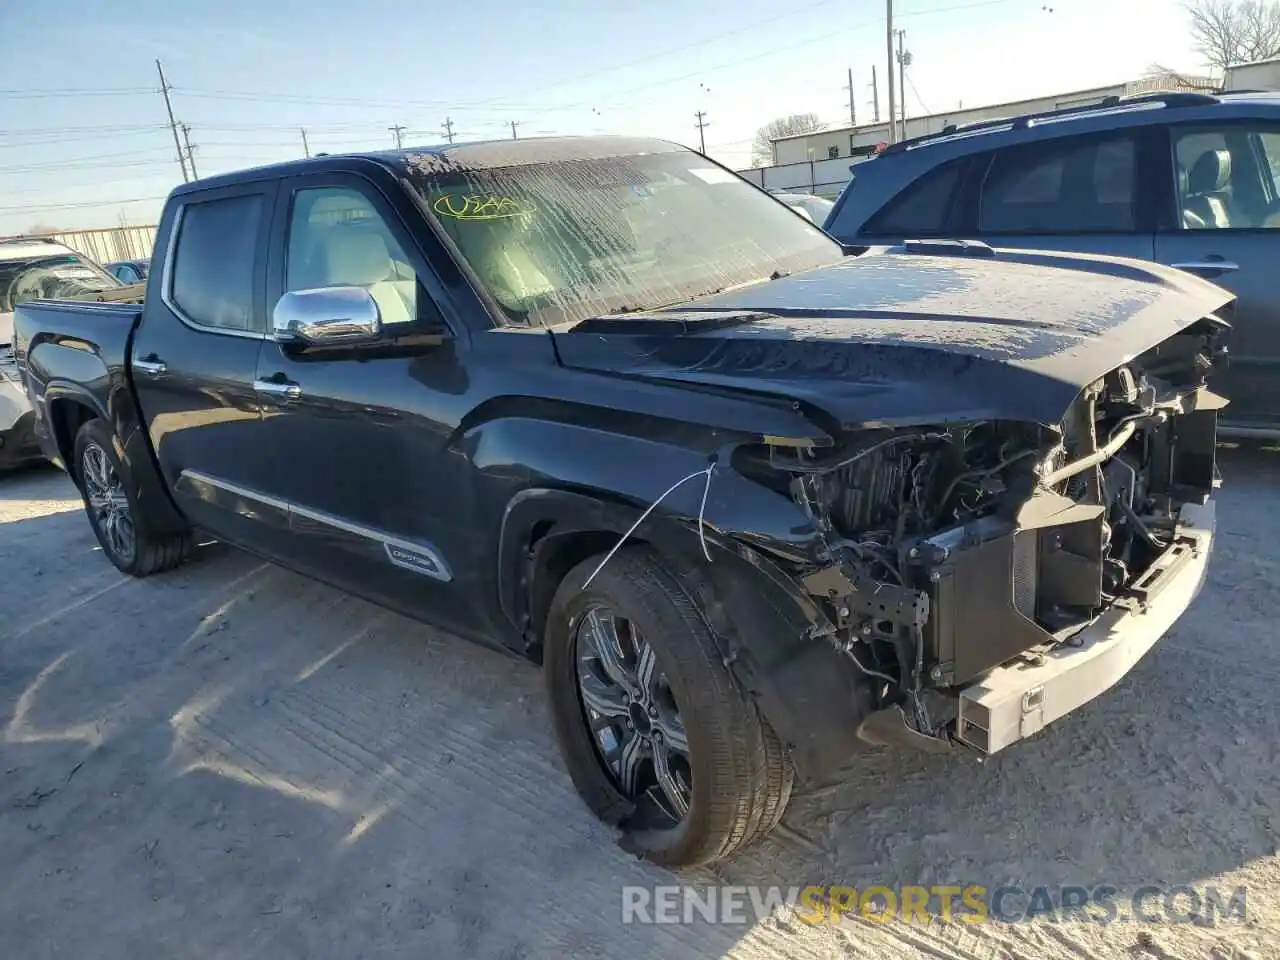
[824,91,1280,433]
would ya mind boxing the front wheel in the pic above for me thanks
[544,547,793,867]
[73,419,191,577]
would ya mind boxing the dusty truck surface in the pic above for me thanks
[13,137,1230,867]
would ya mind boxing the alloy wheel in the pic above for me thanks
[574,605,692,823]
[82,443,136,564]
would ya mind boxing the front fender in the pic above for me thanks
[498,483,875,783]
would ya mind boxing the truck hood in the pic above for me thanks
[551,249,1233,429]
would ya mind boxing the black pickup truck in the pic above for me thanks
[14,137,1230,866]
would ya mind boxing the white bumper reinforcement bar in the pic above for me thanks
[957,499,1215,754]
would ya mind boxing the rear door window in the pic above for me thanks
[169,193,264,333]
[978,134,1138,233]
[862,160,964,236]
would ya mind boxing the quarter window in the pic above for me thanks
[285,187,419,325]
[170,194,263,332]
[979,135,1137,233]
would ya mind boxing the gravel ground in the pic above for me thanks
[1,445,1277,960]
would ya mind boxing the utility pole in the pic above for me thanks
[509,120,520,140]
[442,117,456,144]
[870,65,881,122]
[300,127,311,158]
[694,110,709,154]
[180,123,199,180]
[155,59,189,182]
[896,29,911,141]
[389,124,406,149]
[845,66,857,128]
[885,0,897,144]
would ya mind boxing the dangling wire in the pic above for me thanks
[583,463,716,589]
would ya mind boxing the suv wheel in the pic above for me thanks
[544,546,793,867]
[74,419,191,577]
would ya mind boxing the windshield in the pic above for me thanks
[0,253,122,312]
[409,150,843,327]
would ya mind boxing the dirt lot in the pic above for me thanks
[1,446,1278,960]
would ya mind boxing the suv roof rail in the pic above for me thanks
[0,235,61,245]
[882,90,1221,156]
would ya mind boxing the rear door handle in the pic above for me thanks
[133,358,167,377]
[1171,260,1239,274]
[254,378,302,402]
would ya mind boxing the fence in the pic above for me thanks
[736,155,868,199]
[8,225,159,264]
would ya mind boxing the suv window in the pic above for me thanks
[170,194,263,332]
[1173,124,1280,229]
[862,161,963,236]
[979,134,1137,233]
[285,187,418,325]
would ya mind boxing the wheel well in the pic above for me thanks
[48,398,97,483]
[524,526,630,665]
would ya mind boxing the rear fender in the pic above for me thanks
[34,364,186,536]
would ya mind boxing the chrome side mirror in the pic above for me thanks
[272,286,382,345]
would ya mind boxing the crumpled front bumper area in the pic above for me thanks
[956,500,1214,754]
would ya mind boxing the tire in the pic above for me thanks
[544,546,794,867]
[73,419,191,577]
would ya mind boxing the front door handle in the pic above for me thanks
[254,378,302,402]
[1171,259,1239,274]
[134,357,167,377]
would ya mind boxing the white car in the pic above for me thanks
[772,192,835,226]
[0,238,124,470]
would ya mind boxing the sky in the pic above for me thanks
[1,0,1207,236]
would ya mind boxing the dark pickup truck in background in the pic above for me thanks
[13,137,1230,866]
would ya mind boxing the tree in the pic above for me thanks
[1187,0,1280,72]
[751,113,825,167]
[25,223,62,236]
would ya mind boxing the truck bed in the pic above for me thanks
[13,299,146,458]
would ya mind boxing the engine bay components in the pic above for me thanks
[742,316,1227,748]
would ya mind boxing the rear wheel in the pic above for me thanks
[544,546,793,867]
[73,419,191,577]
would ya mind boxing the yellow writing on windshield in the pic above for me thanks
[433,194,535,220]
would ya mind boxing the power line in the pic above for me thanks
[389,124,406,148]
[442,117,456,143]
[0,148,173,170]
[0,87,154,98]
[0,126,169,145]
[0,195,170,215]
[545,0,1016,114]
[0,159,178,176]
[906,74,932,116]
[124,0,1013,123]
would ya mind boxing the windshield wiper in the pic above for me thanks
[601,271,791,318]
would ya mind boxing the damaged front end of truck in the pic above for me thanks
[739,311,1227,754]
